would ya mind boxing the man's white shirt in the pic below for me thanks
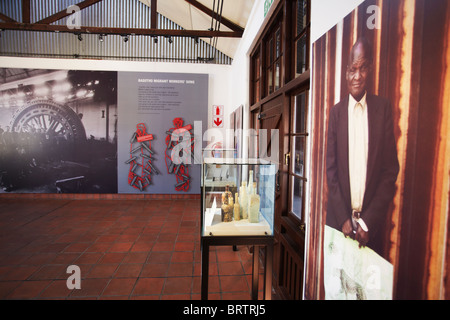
[348,93,369,231]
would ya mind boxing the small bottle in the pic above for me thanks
[247,170,254,196]
[228,194,234,206]
[234,193,240,221]
[240,181,248,219]
[221,185,232,222]
[222,185,231,205]
[224,194,234,222]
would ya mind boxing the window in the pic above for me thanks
[289,90,309,222]
[266,23,283,95]
[250,1,310,103]
[252,50,261,104]
[294,0,310,77]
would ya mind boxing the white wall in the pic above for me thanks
[230,0,268,109]
[228,0,272,155]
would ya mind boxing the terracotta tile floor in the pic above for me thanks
[0,198,266,300]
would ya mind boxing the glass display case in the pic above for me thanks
[201,158,276,237]
[200,158,275,300]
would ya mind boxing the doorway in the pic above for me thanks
[251,86,308,299]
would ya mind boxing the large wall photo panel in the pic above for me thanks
[117,72,208,194]
[0,68,118,194]
[0,68,208,195]
[306,0,450,300]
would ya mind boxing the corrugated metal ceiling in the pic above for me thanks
[0,0,254,64]
[142,0,255,58]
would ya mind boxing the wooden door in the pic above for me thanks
[253,90,306,300]
[277,88,308,300]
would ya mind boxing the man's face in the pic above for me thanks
[346,43,371,101]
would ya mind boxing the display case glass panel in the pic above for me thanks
[201,159,276,237]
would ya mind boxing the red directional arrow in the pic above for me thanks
[214,118,223,127]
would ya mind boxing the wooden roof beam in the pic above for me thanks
[36,0,103,25]
[22,0,30,23]
[184,0,244,33]
[0,12,16,23]
[0,22,243,38]
[151,0,157,29]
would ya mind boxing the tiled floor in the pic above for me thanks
[0,198,266,300]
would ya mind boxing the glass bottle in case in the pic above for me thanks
[221,185,233,222]
[247,170,254,196]
[248,182,260,223]
[234,193,241,221]
[240,181,248,219]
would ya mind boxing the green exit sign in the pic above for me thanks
[264,0,274,17]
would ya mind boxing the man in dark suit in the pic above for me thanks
[326,37,399,255]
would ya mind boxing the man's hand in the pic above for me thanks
[342,219,370,248]
[355,225,369,248]
[341,219,354,238]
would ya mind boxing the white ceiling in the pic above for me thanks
[139,0,255,58]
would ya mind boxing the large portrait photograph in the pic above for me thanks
[307,0,450,299]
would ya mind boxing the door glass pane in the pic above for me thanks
[275,28,281,58]
[292,136,305,176]
[268,38,274,64]
[296,0,308,36]
[296,34,307,75]
[254,80,260,103]
[255,53,260,79]
[250,112,259,158]
[275,62,280,91]
[294,91,307,133]
[290,176,304,221]
[268,67,273,94]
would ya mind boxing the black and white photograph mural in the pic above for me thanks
[0,68,118,193]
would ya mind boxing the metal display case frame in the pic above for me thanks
[200,158,275,300]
